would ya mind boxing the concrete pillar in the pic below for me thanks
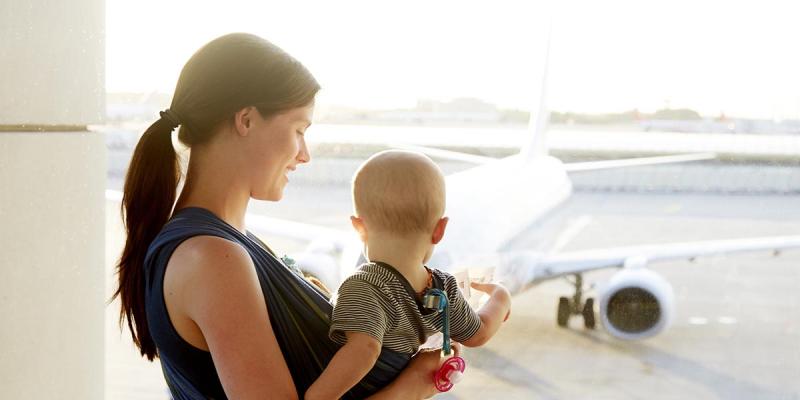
[0,1,106,399]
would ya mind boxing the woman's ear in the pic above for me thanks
[431,217,449,244]
[350,215,368,242]
[234,106,256,136]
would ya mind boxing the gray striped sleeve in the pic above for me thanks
[442,272,482,343]
[329,276,390,345]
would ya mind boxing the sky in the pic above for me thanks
[106,0,800,119]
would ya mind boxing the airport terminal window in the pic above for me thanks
[102,2,800,398]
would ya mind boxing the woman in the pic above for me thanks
[113,33,455,399]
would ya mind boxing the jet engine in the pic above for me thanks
[598,268,674,340]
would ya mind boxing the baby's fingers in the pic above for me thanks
[470,281,494,293]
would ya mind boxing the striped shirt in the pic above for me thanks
[330,261,481,354]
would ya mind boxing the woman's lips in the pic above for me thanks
[285,166,295,181]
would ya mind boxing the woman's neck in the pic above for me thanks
[174,148,251,233]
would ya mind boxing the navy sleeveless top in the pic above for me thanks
[143,207,410,400]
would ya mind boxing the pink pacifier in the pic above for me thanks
[433,355,466,392]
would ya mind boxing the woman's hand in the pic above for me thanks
[410,343,464,399]
[369,343,463,399]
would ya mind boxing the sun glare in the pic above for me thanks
[107,0,800,119]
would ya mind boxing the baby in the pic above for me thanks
[305,150,511,400]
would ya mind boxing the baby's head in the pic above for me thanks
[351,150,446,239]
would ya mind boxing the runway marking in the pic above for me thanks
[688,316,738,325]
[548,215,593,254]
[688,317,709,325]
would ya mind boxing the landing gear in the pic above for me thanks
[555,274,595,329]
[582,298,595,329]
[557,297,570,327]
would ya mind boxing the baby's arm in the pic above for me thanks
[305,331,381,400]
[460,282,511,347]
[307,275,390,400]
[442,273,511,347]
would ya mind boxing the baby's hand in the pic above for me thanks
[469,281,506,295]
[470,282,511,322]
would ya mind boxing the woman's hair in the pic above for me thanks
[112,33,320,360]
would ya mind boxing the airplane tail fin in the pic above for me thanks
[520,20,553,163]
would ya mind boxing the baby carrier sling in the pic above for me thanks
[144,207,411,399]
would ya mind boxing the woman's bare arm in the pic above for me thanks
[168,236,298,399]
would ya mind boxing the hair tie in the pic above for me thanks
[159,109,181,129]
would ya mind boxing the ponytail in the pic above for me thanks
[112,115,180,360]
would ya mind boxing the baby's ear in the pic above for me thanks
[350,215,368,242]
[431,217,449,244]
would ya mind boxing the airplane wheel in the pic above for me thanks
[557,297,570,327]
[582,298,596,329]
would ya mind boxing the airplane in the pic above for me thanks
[105,29,800,342]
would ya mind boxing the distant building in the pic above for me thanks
[641,118,800,134]
[372,98,503,124]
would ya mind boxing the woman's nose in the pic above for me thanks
[297,137,311,164]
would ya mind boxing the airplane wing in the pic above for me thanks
[387,143,496,164]
[562,152,717,172]
[517,233,800,339]
[533,235,800,281]
[389,143,717,171]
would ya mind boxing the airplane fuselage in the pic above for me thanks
[432,155,572,274]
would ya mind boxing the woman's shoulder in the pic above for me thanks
[149,207,247,258]
[168,235,254,279]
[164,234,264,336]
[157,207,260,292]
[172,234,247,257]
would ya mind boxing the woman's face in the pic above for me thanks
[245,103,313,201]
